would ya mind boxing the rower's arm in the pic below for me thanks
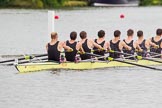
[62,41,73,51]
[145,39,150,49]
[134,42,143,52]
[148,39,156,46]
[76,41,85,54]
[120,41,131,50]
[91,39,102,49]
[147,39,159,48]
[46,43,48,52]
[76,42,82,51]
[58,42,64,51]
[161,42,162,58]
[79,46,85,54]
[104,41,110,51]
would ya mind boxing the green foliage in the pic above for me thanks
[0,0,10,6]
[140,0,162,5]
[42,0,67,8]
[0,0,88,8]
[63,0,87,7]
[34,0,44,8]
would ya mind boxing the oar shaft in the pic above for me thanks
[0,54,47,64]
[0,59,14,63]
[6,58,48,66]
[84,51,162,71]
[143,58,162,63]
[114,59,162,71]
[110,50,162,63]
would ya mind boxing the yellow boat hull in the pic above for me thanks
[15,60,162,73]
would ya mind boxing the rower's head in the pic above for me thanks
[80,31,87,39]
[98,30,105,38]
[156,28,162,36]
[137,30,143,38]
[51,32,58,39]
[114,30,121,38]
[70,31,77,40]
[127,29,134,37]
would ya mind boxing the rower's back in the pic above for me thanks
[65,32,78,62]
[93,30,105,56]
[123,29,135,59]
[47,32,60,61]
[79,31,91,60]
[109,30,121,58]
[136,30,148,57]
[150,28,162,56]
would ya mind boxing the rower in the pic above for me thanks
[78,31,103,60]
[149,28,162,57]
[109,30,131,58]
[93,30,107,60]
[65,31,82,62]
[136,30,158,57]
[123,29,142,59]
[46,32,72,62]
[136,30,148,57]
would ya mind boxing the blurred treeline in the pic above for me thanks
[140,0,162,5]
[0,0,162,8]
[0,0,88,8]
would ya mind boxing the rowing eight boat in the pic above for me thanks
[15,59,162,73]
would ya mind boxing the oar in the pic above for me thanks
[149,52,162,58]
[80,52,162,71]
[135,55,162,64]
[83,52,102,57]
[5,57,49,66]
[111,58,162,71]
[79,50,162,64]
[78,49,108,61]
[109,50,135,57]
[110,50,162,63]
[0,54,47,64]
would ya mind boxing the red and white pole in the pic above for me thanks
[48,11,55,36]
[48,11,59,36]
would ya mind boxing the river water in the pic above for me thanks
[0,7,162,108]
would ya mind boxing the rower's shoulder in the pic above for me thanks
[77,41,82,45]
[58,41,66,46]
[88,38,94,42]
[120,40,126,45]
[149,37,153,40]
[46,42,49,46]
[46,43,49,48]
[105,41,110,45]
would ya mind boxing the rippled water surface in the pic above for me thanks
[0,7,162,108]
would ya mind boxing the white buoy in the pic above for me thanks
[48,11,55,37]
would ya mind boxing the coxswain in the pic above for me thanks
[123,29,142,59]
[149,28,162,57]
[46,32,72,62]
[109,30,131,58]
[78,31,103,60]
[65,31,82,62]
